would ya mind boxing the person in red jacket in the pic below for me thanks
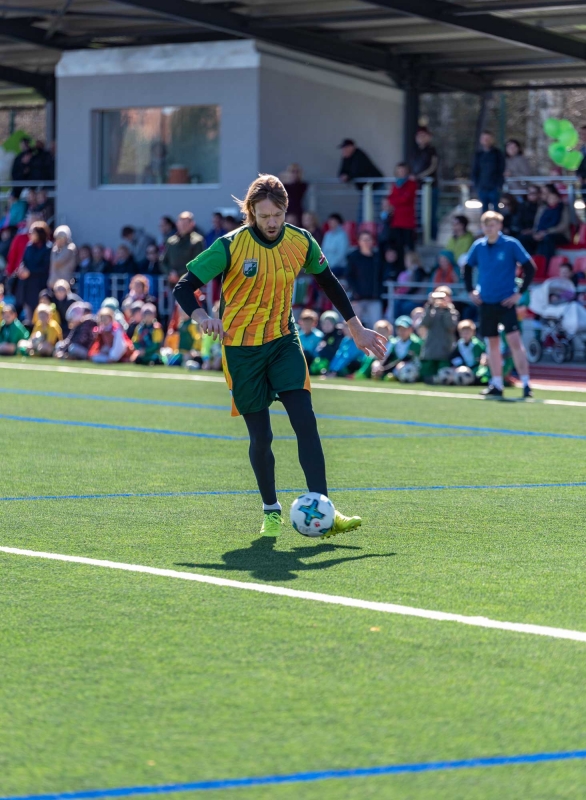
[387,162,417,258]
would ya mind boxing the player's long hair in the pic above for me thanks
[234,175,289,225]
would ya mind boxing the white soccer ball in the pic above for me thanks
[395,362,419,383]
[453,366,474,386]
[290,492,335,538]
[435,366,455,385]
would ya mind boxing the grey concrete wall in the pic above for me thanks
[56,67,260,246]
[258,52,404,185]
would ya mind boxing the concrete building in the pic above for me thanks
[55,40,403,245]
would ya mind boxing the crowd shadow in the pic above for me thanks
[176,536,396,582]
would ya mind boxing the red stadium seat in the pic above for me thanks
[532,254,548,283]
[344,221,358,246]
[573,256,586,275]
[547,256,568,278]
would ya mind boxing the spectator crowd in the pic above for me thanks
[1,126,585,381]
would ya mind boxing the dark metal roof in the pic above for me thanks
[2,0,586,99]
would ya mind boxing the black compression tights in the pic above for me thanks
[242,389,327,505]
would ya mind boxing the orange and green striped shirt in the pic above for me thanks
[187,224,328,347]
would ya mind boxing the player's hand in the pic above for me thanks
[469,290,482,306]
[347,318,387,359]
[501,292,521,308]
[199,317,225,341]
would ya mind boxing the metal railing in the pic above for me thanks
[305,177,434,244]
[382,280,470,314]
[70,272,174,318]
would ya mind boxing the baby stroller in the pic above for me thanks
[528,278,586,363]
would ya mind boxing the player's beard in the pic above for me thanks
[258,221,284,241]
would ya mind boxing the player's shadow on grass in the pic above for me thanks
[176,536,395,582]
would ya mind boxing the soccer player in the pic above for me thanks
[464,211,535,399]
[173,175,387,538]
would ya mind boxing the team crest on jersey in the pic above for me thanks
[243,259,258,277]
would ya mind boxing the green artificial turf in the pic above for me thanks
[1,358,586,799]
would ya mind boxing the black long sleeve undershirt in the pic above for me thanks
[173,264,356,323]
[463,260,535,295]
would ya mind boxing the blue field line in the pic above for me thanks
[3,749,586,799]
[1,481,585,503]
[0,387,583,441]
[0,413,487,442]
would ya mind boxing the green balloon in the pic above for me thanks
[548,142,567,165]
[562,150,583,171]
[559,128,579,148]
[544,118,561,138]
[558,119,575,135]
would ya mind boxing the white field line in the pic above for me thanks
[1,360,586,406]
[2,546,586,644]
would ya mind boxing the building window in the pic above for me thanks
[99,105,220,186]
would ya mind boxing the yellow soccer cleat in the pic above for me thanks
[321,510,362,539]
[260,511,284,537]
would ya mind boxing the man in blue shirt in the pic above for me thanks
[464,211,535,399]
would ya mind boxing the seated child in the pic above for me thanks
[21,303,62,357]
[327,321,365,377]
[162,306,202,367]
[131,303,164,365]
[55,302,96,360]
[297,309,324,366]
[309,310,344,375]
[355,319,393,378]
[123,299,144,339]
[0,303,28,355]
[89,307,134,363]
[371,316,422,380]
[450,320,488,384]
[420,289,459,384]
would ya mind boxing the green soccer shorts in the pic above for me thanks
[222,333,311,416]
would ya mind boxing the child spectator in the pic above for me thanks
[410,306,426,337]
[55,302,96,360]
[53,279,81,337]
[101,297,127,329]
[130,303,164,365]
[123,274,157,308]
[445,216,474,263]
[450,320,488,384]
[0,303,28,354]
[387,162,417,255]
[355,319,394,378]
[91,244,110,273]
[559,263,585,288]
[382,247,401,282]
[309,310,344,375]
[123,299,144,339]
[420,289,459,383]
[113,244,136,275]
[49,225,78,288]
[371,315,422,381]
[23,304,62,357]
[78,244,92,273]
[89,307,134,363]
[432,250,460,287]
[162,307,202,367]
[321,213,350,278]
[327,321,365,377]
[297,309,324,366]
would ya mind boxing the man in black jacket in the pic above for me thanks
[338,139,383,191]
[472,132,505,213]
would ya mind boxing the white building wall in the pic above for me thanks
[56,42,261,246]
[55,41,404,247]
